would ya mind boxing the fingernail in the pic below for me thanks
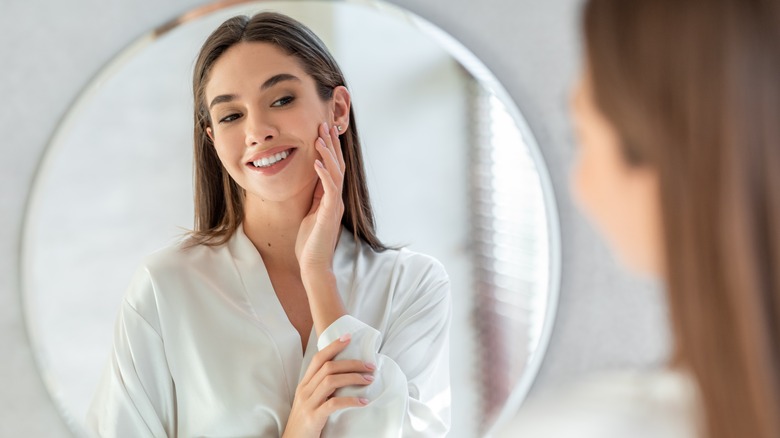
[364,362,376,370]
[359,398,369,405]
[363,374,374,382]
[322,122,329,130]
[338,333,351,342]
[317,137,326,147]
[315,159,324,168]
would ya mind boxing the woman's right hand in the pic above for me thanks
[282,333,375,438]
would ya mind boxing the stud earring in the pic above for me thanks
[337,125,343,132]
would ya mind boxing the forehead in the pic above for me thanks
[205,42,310,99]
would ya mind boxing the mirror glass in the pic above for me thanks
[21,1,560,436]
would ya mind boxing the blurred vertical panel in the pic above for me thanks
[470,79,549,433]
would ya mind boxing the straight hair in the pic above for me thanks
[583,0,780,437]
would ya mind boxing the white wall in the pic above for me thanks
[0,0,670,436]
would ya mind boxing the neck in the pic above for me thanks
[242,184,314,273]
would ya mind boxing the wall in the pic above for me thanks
[0,0,669,436]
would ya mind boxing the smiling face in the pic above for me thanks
[204,42,347,205]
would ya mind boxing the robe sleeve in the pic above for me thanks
[86,268,176,438]
[316,258,452,437]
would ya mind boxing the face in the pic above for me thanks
[204,42,350,205]
[569,66,664,277]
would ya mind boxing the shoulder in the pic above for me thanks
[495,369,699,438]
[123,236,231,309]
[351,238,451,311]
[355,238,450,286]
[394,247,450,286]
[132,234,246,294]
[140,236,225,275]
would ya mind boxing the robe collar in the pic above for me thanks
[226,223,359,399]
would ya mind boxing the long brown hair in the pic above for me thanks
[583,0,780,437]
[189,12,386,251]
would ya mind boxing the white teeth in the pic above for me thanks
[252,150,291,168]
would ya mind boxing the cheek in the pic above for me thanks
[294,100,329,133]
[570,141,602,223]
[571,138,637,253]
[573,145,663,274]
[212,141,233,165]
[211,136,245,179]
[291,114,327,158]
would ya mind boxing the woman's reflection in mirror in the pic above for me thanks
[86,12,451,438]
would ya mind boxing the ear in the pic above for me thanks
[206,126,215,143]
[331,86,351,133]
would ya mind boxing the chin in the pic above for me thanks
[244,176,318,203]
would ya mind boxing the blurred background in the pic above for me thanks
[0,0,670,436]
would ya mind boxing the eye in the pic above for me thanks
[271,96,295,107]
[218,113,242,124]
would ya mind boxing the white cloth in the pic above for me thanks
[86,225,451,437]
[494,369,700,438]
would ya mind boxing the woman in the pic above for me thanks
[499,0,780,437]
[87,12,451,438]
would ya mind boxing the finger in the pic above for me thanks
[330,124,346,173]
[316,396,369,418]
[311,372,374,405]
[315,142,343,194]
[320,122,335,150]
[308,359,376,394]
[319,122,338,164]
[320,359,376,374]
[301,333,352,384]
[314,160,339,205]
[320,123,344,176]
[307,179,323,215]
[316,138,341,180]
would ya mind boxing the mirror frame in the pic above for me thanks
[19,0,561,435]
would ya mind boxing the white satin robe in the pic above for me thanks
[86,225,451,437]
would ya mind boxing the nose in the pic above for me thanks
[245,112,277,147]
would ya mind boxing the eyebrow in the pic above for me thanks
[209,73,302,109]
[261,73,301,91]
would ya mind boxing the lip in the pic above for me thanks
[245,145,297,164]
[245,146,296,176]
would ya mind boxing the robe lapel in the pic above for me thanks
[230,224,361,391]
[228,224,303,403]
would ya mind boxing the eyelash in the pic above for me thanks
[272,95,295,107]
[217,96,295,124]
[219,113,241,124]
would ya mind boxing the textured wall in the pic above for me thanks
[0,0,669,436]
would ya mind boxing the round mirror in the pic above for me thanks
[21,1,560,436]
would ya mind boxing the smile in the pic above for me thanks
[251,149,292,168]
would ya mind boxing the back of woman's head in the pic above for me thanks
[583,0,780,437]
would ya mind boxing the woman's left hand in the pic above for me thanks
[295,122,346,275]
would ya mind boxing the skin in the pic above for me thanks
[569,66,664,277]
[205,42,373,438]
